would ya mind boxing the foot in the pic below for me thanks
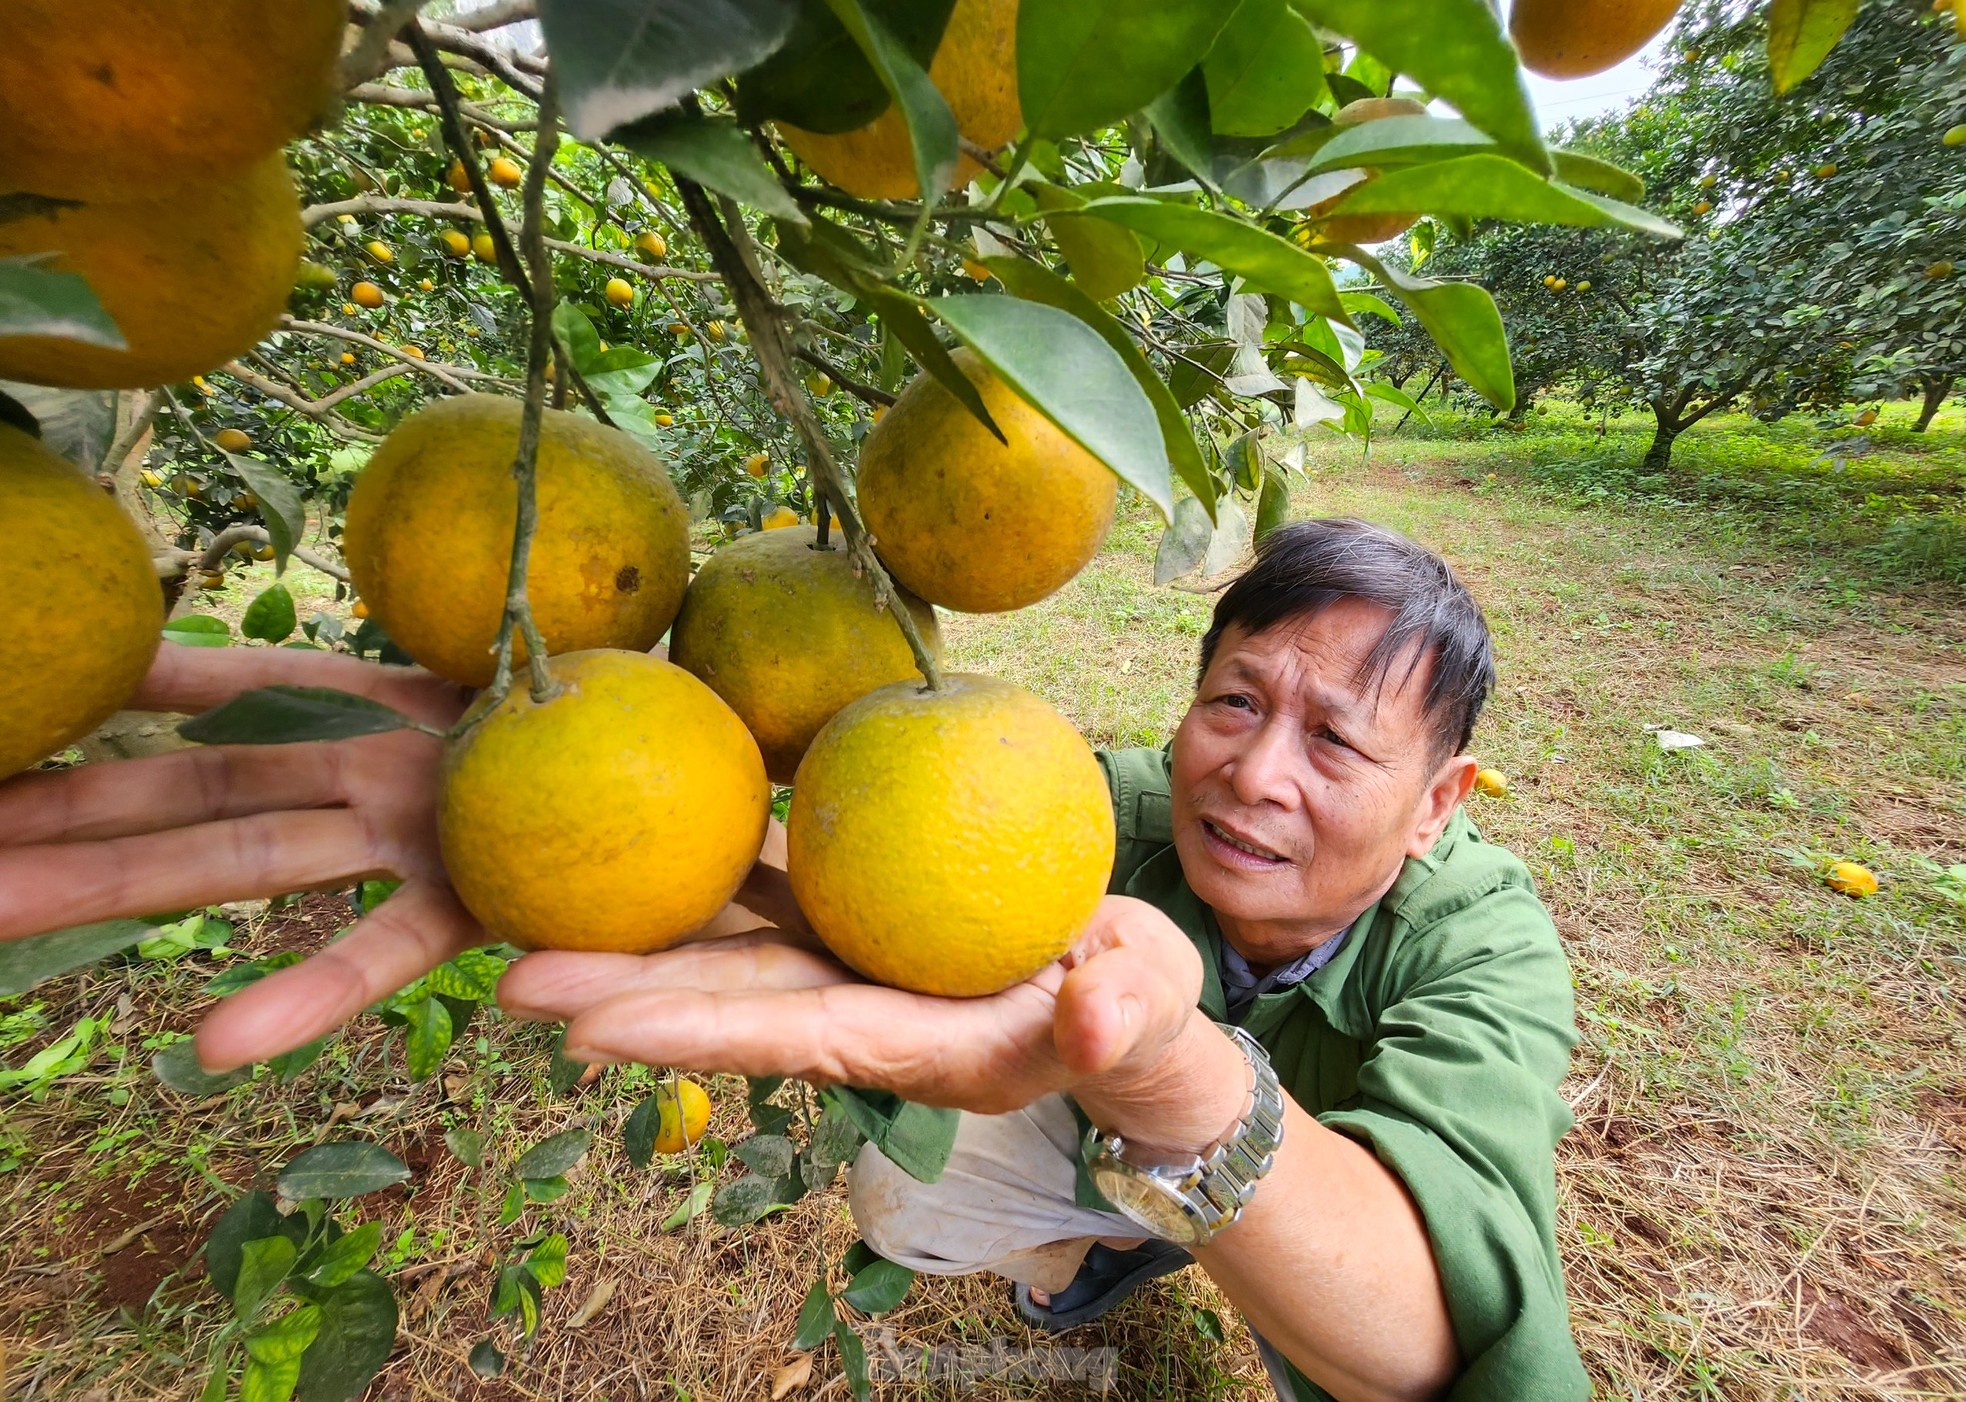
[1013,1240,1194,1332]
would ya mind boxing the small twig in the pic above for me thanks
[677,179,943,691]
[95,1213,169,1258]
[217,364,386,441]
[408,23,532,302]
[178,525,351,583]
[792,346,895,408]
[341,0,436,91]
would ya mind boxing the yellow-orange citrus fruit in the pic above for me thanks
[293,259,338,293]
[1925,260,1955,279]
[743,452,769,477]
[1473,767,1510,798]
[1510,0,1684,78]
[1817,162,1838,178]
[0,154,302,389]
[1854,408,1879,426]
[1306,98,1428,246]
[634,230,668,261]
[352,281,387,310]
[706,320,729,342]
[439,650,769,952]
[647,1077,712,1153]
[1946,125,1966,147]
[1825,861,1878,897]
[351,598,370,619]
[1576,279,1592,292]
[666,320,690,337]
[654,412,675,427]
[787,674,1114,997]
[760,506,801,531]
[1691,199,1713,215]
[401,345,425,360]
[342,395,691,687]
[778,0,1021,198]
[857,348,1116,612]
[0,0,343,201]
[213,428,252,453]
[488,156,523,188]
[418,278,434,292]
[671,525,943,782]
[339,352,357,366]
[364,240,395,266]
[604,277,635,308]
[0,425,162,777]
[962,256,994,281]
[471,231,498,264]
[447,159,473,193]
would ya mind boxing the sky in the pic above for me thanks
[1519,36,1673,134]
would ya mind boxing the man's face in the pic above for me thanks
[1169,599,1476,961]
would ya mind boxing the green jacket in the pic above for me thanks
[1094,747,1588,1401]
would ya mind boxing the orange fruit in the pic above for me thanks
[1510,0,1684,78]
[213,428,252,453]
[634,231,667,261]
[1306,98,1429,246]
[488,156,523,188]
[352,281,386,310]
[604,277,635,308]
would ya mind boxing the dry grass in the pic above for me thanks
[4,416,1963,1399]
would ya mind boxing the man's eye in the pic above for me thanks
[1316,726,1352,750]
[1216,694,1253,711]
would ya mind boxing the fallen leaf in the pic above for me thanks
[771,1353,813,1399]
[567,1277,616,1329]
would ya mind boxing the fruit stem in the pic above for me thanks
[484,71,564,707]
[676,178,946,693]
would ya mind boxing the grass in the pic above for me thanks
[3,405,1963,1399]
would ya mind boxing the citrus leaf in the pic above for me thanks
[792,1277,835,1351]
[1768,0,1859,95]
[1255,464,1292,542]
[276,1142,410,1201]
[515,1128,592,1181]
[222,452,304,574]
[613,110,808,225]
[733,1132,795,1179]
[1286,0,1546,173]
[163,615,230,648]
[154,1039,252,1095]
[536,0,800,142]
[1030,186,1145,301]
[0,918,156,996]
[1154,496,1213,585]
[735,0,954,133]
[1348,248,1514,411]
[401,995,452,1081]
[234,1236,299,1322]
[840,1256,914,1315]
[0,255,126,347]
[206,1192,306,1302]
[1326,155,1680,238]
[822,0,957,210]
[1201,0,1326,138]
[444,1127,485,1169]
[982,256,1211,519]
[177,687,420,746]
[659,1180,714,1231]
[833,1317,870,1400]
[294,1272,397,1402]
[302,1221,382,1290]
[1018,0,1235,140]
[623,1094,661,1169]
[242,584,298,646]
[924,294,1173,517]
[1070,197,1349,323]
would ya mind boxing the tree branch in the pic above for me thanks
[408,22,533,301]
[217,364,386,441]
[792,345,895,407]
[677,178,943,692]
[180,525,351,583]
[341,0,436,91]
[277,318,511,392]
[344,83,539,132]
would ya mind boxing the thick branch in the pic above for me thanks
[408,23,532,301]
[678,178,943,691]
[101,390,165,478]
[182,525,350,583]
[342,0,435,91]
[219,364,385,441]
[344,83,539,131]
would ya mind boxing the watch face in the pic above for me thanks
[1091,1163,1204,1245]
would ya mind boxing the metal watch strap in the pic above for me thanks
[1191,1021,1286,1224]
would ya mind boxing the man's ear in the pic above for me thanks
[1406,754,1478,859]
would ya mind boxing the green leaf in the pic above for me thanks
[523,1173,571,1204]
[425,948,507,1002]
[222,452,305,574]
[1201,0,1326,137]
[0,919,155,996]
[613,110,808,226]
[1287,0,1547,173]
[841,1256,914,1314]
[269,1037,328,1084]
[0,255,126,347]
[1768,0,1859,95]
[1071,197,1348,323]
[468,1340,504,1380]
[1254,465,1292,541]
[1019,0,1236,139]
[623,1094,661,1169]
[822,0,957,207]
[1030,185,1145,301]
[736,0,955,132]
[792,1277,836,1350]
[711,1171,792,1226]
[444,1127,485,1170]
[1327,155,1680,238]
[733,1133,795,1179]
[1296,113,1491,173]
[1349,249,1513,411]
[924,294,1173,517]
[535,0,801,142]
[807,1101,866,1172]
[1551,149,1645,205]
[245,1305,322,1367]
[241,1354,301,1402]
[833,1317,870,1401]
[177,687,419,746]
[294,1272,397,1402]
[1201,493,1252,577]
[235,1236,299,1321]
[659,1180,714,1231]
[276,1143,411,1201]
[163,614,231,648]
[982,256,1211,519]
[552,298,602,368]
[516,1128,592,1181]
[154,1038,252,1095]
[497,1180,525,1227]
[206,1194,306,1302]
[401,995,452,1081]
[302,1222,382,1290]
[1155,495,1214,585]
[547,1028,588,1095]
[525,1233,570,1290]
[241,584,298,645]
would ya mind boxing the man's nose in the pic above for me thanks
[1224,717,1302,810]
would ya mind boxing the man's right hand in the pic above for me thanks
[0,642,483,1072]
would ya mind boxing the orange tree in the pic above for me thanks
[0,0,1882,1394]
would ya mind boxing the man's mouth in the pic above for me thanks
[1200,818,1288,867]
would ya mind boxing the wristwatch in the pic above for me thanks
[1080,1022,1285,1247]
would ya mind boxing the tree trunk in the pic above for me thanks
[1642,410,1680,472]
[1913,376,1953,432]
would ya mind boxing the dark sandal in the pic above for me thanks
[1012,1240,1194,1332]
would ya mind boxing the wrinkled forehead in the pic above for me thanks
[1204,602,1437,730]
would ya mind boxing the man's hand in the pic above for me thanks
[0,642,483,1071]
[498,894,1230,1136]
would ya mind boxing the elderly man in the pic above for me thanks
[0,519,1584,1400]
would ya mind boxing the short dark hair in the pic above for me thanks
[1197,519,1495,760]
